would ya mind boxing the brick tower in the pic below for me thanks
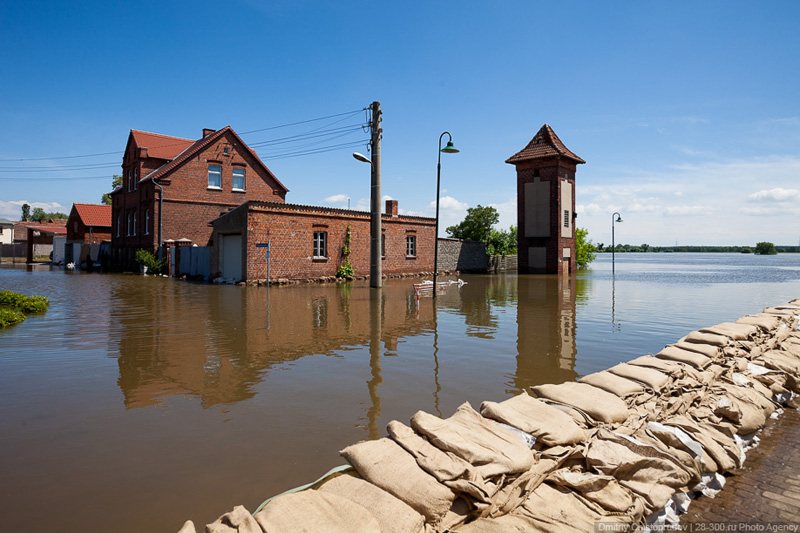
[506,124,585,275]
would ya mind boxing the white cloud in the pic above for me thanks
[427,196,468,235]
[0,200,66,220]
[323,194,350,204]
[382,195,394,202]
[489,198,516,229]
[747,188,799,202]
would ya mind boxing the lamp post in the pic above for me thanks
[611,212,622,275]
[433,132,459,298]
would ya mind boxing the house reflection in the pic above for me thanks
[114,282,433,409]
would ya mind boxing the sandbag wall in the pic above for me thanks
[180,299,800,533]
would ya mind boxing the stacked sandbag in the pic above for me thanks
[177,300,800,533]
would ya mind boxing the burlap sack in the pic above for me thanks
[530,382,630,425]
[340,437,456,524]
[585,438,691,489]
[645,421,716,474]
[662,415,738,472]
[656,345,711,369]
[547,468,643,515]
[480,392,588,446]
[387,420,496,505]
[758,350,800,377]
[579,371,647,398]
[701,322,758,341]
[254,490,379,533]
[205,505,262,533]
[317,472,425,533]
[411,403,534,479]
[675,341,720,359]
[608,363,670,390]
[683,330,730,347]
[177,521,196,533]
[737,314,781,332]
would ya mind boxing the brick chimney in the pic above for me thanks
[202,128,216,138]
[385,199,399,217]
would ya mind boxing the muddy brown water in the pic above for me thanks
[1,253,799,532]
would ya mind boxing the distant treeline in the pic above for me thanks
[596,245,800,253]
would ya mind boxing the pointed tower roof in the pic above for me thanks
[505,124,585,165]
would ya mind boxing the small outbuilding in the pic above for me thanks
[66,203,112,268]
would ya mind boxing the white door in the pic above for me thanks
[221,234,242,281]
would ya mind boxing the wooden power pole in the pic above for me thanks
[369,101,382,288]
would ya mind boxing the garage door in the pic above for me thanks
[220,234,242,281]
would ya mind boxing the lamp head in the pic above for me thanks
[352,152,371,164]
[440,140,460,154]
[615,214,623,223]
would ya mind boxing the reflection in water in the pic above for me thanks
[367,289,383,439]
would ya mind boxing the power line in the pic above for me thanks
[247,124,364,148]
[0,108,365,162]
[0,163,120,172]
[267,139,369,160]
[0,175,110,181]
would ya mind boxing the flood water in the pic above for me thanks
[1,253,799,532]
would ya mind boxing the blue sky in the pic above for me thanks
[1,1,798,245]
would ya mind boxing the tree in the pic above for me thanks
[487,225,517,256]
[21,203,30,221]
[754,242,777,255]
[446,205,499,243]
[30,208,67,222]
[575,227,597,269]
[641,243,650,252]
[101,175,123,205]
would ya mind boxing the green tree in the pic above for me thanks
[487,225,517,256]
[575,227,597,269]
[446,205,499,243]
[641,243,650,252]
[21,203,30,221]
[31,207,46,221]
[101,175,123,205]
[754,242,777,255]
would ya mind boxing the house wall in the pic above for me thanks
[211,203,436,281]
[111,129,286,270]
[0,224,12,245]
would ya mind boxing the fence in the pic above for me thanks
[177,246,211,281]
[488,255,518,273]
[0,243,26,263]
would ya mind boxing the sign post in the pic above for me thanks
[255,241,271,286]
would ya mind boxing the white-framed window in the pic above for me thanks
[563,209,569,228]
[232,167,246,191]
[313,231,327,258]
[406,235,416,257]
[381,233,386,258]
[145,209,150,236]
[208,163,222,189]
[133,167,138,191]
[116,214,120,237]
[132,210,137,236]
[126,212,132,236]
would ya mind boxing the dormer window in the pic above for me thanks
[223,146,230,155]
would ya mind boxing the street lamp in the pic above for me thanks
[433,132,460,297]
[611,212,622,275]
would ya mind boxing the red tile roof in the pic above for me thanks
[130,130,194,160]
[26,223,67,235]
[139,126,289,192]
[73,203,112,228]
[506,124,585,165]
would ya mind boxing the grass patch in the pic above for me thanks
[0,290,49,329]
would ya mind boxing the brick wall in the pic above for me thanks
[514,158,577,275]
[436,238,489,273]
[212,202,436,281]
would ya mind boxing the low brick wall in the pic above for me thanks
[436,238,488,273]
[488,255,518,273]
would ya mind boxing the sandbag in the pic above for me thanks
[411,403,534,479]
[701,322,758,341]
[254,490,379,533]
[177,521,196,533]
[579,371,647,398]
[585,438,691,489]
[206,506,262,533]
[758,350,800,377]
[737,314,781,332]
[683,330,729,347]
[317,472,425,533]
[530,382,630,425]
[480,392,588,446]
[547,468,643,515]
[675,341,720,359]
[662,416,738,472]
[656,345,712,369]
[608,363,670,390]
[340,437,456,524]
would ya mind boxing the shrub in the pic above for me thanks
[754,242,777,255]
[576,227,597,269]
[0,290,49,314]
[336,225,354,279]
[135,249,166,274]
[0,308,25,329]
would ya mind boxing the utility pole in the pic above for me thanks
[369,101,382,288]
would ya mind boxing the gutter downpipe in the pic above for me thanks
[153,178,164,260]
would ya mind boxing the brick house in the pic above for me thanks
[65,203,112,266]
[211,199,435,282]
[110,127,287,269]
